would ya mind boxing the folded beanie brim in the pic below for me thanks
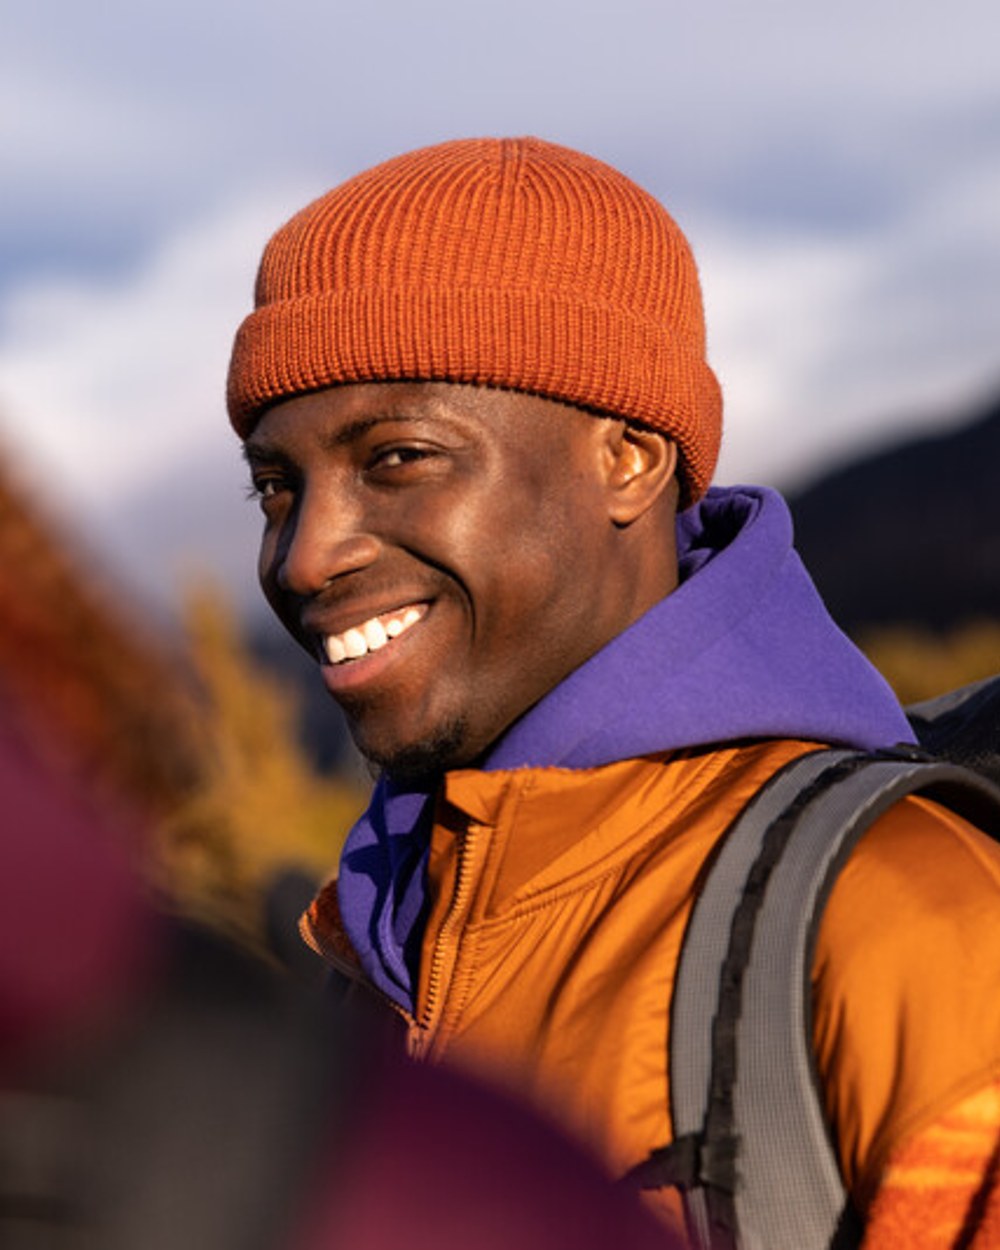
[228,287,721,505]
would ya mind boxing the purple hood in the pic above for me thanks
[337,485,915,1009]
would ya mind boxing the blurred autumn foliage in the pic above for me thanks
[858,619,1000,706]
[0,453,364,950]
[0,460,202,812]
[156,589,364,941]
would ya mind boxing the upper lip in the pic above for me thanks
[299,594,432,649]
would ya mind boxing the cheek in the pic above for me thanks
[483,508,612,657]
[472,527,597,654]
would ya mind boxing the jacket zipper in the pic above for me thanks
[409,821,481,1060]
[323,945,415,1027]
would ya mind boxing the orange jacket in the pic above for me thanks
[304,738,1000,1241]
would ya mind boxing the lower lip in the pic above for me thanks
[318,613,427,696]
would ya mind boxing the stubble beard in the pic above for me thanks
[356,715,475,786]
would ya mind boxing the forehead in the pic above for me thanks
[245,380,603,455]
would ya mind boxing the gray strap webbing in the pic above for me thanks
[670,747,855,1249]
[670,749,1000,1250]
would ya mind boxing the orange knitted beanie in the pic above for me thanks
[227,136,722,504]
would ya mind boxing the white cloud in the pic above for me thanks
[0,190,313,612]
[0,194,301,502]
[703,151,1000,489]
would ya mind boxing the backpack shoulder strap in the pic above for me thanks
[663,748,1000,1250]
[906,674,1000,787]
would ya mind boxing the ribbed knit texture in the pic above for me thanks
[227,136,722,503]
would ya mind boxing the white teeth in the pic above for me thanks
[325,634,347,664]
[323,605,425,665]
[343,628,367,659]
[363,619,388,651]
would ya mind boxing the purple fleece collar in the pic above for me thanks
[337,485,915,1010]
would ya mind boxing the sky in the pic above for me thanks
[2,0,999,619]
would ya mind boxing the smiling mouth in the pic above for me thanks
[321,603,428,665]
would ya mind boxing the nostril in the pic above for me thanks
[274,558,300,594]
[277,531,382,596]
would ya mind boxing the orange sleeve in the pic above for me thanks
[861,1081,1000,1248]
[812,796,1000,1208]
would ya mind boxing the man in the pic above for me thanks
[227,137,1000,1246]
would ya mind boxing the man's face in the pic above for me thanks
[245,382,652,778]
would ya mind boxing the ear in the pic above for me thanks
[602,421,679,525]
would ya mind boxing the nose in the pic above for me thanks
[270,486,381,596]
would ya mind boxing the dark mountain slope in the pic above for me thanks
[787,393,1000,634]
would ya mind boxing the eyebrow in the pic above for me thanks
[319,413,433,450]
[241,441,290,467]
[242,411,450,466]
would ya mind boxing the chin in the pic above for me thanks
[353,715,476,785]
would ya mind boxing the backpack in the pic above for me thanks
[623,675,1000,1250]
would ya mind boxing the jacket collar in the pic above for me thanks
[333,485,914,1010]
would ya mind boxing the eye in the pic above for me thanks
[368,444,434,472]
[245,472,292,509]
